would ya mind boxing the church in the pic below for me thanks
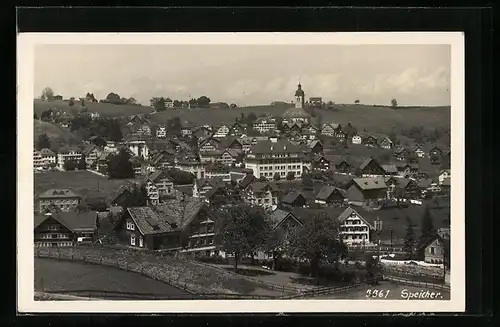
[282,83,311,124]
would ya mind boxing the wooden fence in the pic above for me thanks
[383,275,450,292]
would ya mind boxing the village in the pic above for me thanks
[33,83,452,299]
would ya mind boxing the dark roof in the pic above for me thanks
[239,174,258,189]
[175,184,194,197]
[143,170,172,184]
[249,182,280,193]
[38,189,81,199]
[154,199,208,230]
[248,139,302,155]
[315,185,346,201]
[197,178,225,189]
[381,164,398,174]
[352,177,387,190]
[290,207,346,224]
[281,191,305,205]
[82,144,97,156]
[34,211,97,232]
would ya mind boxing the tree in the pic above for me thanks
[259,176,267,182]
[108,119,123,142]
[288,213,342,285]
[365,254,382,284]
[124,183,149,207]
[107,148,134,179]
[246,112,257,124]
[286,172,295,181]
[403,218,416,259]
[78,154,87,170]
[196,96,211,108]
[63,159,77,171]
[41,87,54,101]
[302,173,313,189]
[391,98,398,108]
[127,97,137,105]
[217,205,269,270]
[419,205,436,251]
[230,103,238,108]
[85,196,108,212]
[69,98,75,106]
[36,133,51,150]
[150,97,166,112]
[173,100,182,107]
[106,92,122,103]
[354,100,360,104]
[273,173,281,182]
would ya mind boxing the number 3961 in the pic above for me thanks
[366,289,390,299]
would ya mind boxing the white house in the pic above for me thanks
[127,140,150,160]
[213,124,230,138]
[438,169,451,185]
[57,146,82,170]
[253,118,277,134]
[352,134,362,145]
[156,126,167,138]
[338,207,374,246]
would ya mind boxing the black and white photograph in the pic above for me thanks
[17,32,465,313]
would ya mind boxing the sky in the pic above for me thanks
[34,44,450,107]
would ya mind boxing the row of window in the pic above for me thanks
[126,221,135,231]
[344,234,368,240]
[260,170,301,178]
[188,237,214,247]
[130,235,144,247]
[38,233,70,239]
[35,242,73,247]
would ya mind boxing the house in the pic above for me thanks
[395,178,422,200]
[156,125,167,138]
[438,169,451,185]
[141,170,175,205]
[192,178,226,199]
[337,206,375,246]
[351,133,362,145]
[33,149,43,169]
[150,151,175,170]
[220,137,243,152]
[378,137,394,150]
[82,144,102,169]
[96,152,110,174]
[304,124,319,135]
[34,211,97,247]
[165,98,174,108]
[39,148,57,168]
[393,146,411,161]
[280,191,307,209]
[269,209,303,232]
[126,139,151,160]
[314,185,346,207]
[228,122,247,137]
[245,139,306,180]
[413,144,426,158]
[428,145,443,159]
[243,182,281,211]
[205,164,231,182]
[308,140,323,154]
[57,146,82,170]
[312,154,332,171]
[381,164,399,177]
[253,117,277,134]
[198,137,220,153]
[395,162,419,178]
[115,199,217,253]
[175,160,206,179]
[199,151,223,164]
[125,119,152,137]
[422,233,450,264]
[213,124,230,138]
[359,158,386,177]
[38,189,82,213]
[347,177,387,207]
[361,133,378,147]
[418,179,441,195]
[192,126,213,139]
[239,174,258,190]
[181,124,193,137]
[321,123,336,137]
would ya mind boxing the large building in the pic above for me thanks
[34,211,97,247]
[282,83,311,124]
[38,188,82,213]
[245,139,306,179]
[57,146,82,170]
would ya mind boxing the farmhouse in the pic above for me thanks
[378,136,394,150]
[280,191,307,209]
[228,122,247,137]
[314,185,346,207]
[192,178,226,199]
[156,125,167,138]
[57,146,82,170]
[141,170,175,205]
[337,206,375,246]
[412,144,426,158]
[205,164,231,182]
[422,233,450,264]
[308,140,323,154]
[38,188,82,213]
[359,157,386,177]
[34,211,97,247]
[347,177,387,207]
[243,182,280,211]
[351,133,362,145]
[213,124,230,138]
[82,144,103,169]
[115,199,217,253]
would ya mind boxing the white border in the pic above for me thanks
[17,32,465,313]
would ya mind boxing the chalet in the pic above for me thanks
[57,146,82,170]
[220,137,243,152]
[141,170,175,205]
[96,152,110,174]
[88,135,106,147]
[421,233,449,264]
[280,191,307,209]
[239,174,258,190]
[323,154,353,174]
[243,182,281,211]
[312,154,332,171]
[192,178,226,199]
[34,211,98,247]
[199,151,223,163]
[213,124,230,138]
[395,178,422,200]
[156,125,167,139]
[321,123,336,137]
[352,133,362,145]
[304,124,319,135]
[192,126,212,139]
[418,179,441,195]
[150,151,175,170]
[412,144,426,158]
[253,117,276,134]
[308,140,323,154]
[314,185,346,207]
[82,144,102,169]
[38,148,57,168]
[359,158,386,177]
[381,164,399,177]
[347,177,387,207]
[337,206,375,246]
[38,189,82,213]
[300,129,317,141]
[125,120,152,137]
[428,145,443,159]
[378,137,394,150]
[269,209,303,231]
[228,122,247,137]
[395,162,419,178]
[361,133,378,147]
[217,149,242,167]
[198,137,221,153]
[439,169,451,185]
[393,146,411,161]
[125,139,150,160]
[181,124,193,137]
[174,160,206,179]
[115,199,217,253]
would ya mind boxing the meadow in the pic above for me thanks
[34,99,451,134]
[34,170,141,203]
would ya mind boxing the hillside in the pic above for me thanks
[33,119,77,150]
[34,99,154,118]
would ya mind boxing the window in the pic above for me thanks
[430,247,435,254]
[139,236,144,247]
[131,235,136,246]
[126,221,135,231]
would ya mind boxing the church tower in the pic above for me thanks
[294,83,305,109]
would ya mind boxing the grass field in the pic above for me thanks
[33,120,78,149]
[34,99,450,134]
[311,281,450,300]
[34,258,190,296]
[34,170,141,203]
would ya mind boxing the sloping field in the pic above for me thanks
[34,99,154,117]
[33,119,77,146]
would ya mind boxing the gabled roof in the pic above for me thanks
[34,211,97,232]
[381,164,398,174]
[196,177,225,189]
[239,174,258,189]
[82,144,99,156]
[38,189,81,199]
[397,178,419,189]
[281,191,305,205]
[308,140,323,149]
[337,206,375,229]
[144,170,172,184]
[154,198,208,230]
[351,177,387,190]
[269,209,303,229]
[126,207,173,235]
[315,185,346,201]
[39,148,55,156]
[248,139,302,155]
[359,157,380,170]
[249,182,279,194]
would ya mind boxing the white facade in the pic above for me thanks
[439,170,451,185]
[156,126,167,138]
[127,140,150,160]
[33,149,43,168]
[175,161,206,179]
[352,135,362,145]
[57,149,82,170]
[340,211,371,245]
[253,119,276,134]
[213,125,230,138]
[245,155,304,179]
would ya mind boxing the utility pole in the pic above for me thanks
[390,226,393,253]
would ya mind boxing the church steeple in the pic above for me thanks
[294,82,305,109]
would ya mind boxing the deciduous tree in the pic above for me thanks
[78,154,87,170]
[41,87,54,101]
[36,133,51,150]
[107,148,134,179]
